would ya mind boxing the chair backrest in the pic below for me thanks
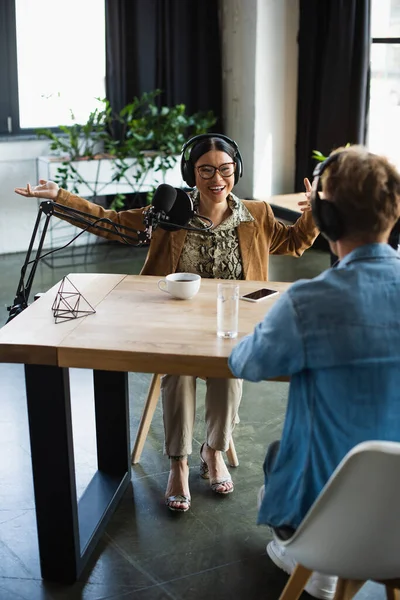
[279,440,400,580]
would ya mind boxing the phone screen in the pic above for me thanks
[242,288,278,300]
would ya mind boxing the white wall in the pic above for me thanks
[0,139,50,255]
[254,0,299,197]
[221,0,299,199]
[220,0,258,199]
[0,0,299,255]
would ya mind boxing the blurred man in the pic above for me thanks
[229,146,400,600]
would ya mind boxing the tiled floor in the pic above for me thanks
[0,241,385,599]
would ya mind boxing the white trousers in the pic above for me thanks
[161,375,243,456]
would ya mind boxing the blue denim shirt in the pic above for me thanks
[228,243,400,529]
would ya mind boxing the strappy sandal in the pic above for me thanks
[165,495,191,512]
[200,442,234,495]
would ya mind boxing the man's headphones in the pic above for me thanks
[311,152,346,242]
[181,133,243,188]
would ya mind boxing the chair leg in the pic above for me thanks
[226,437,239,467]
[278,563,313,600]
[386,586,400,600]
[131,374,161,464]
[333,578,365,600]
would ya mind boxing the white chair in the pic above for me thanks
[131,373,239,467]
[274,440,400,600]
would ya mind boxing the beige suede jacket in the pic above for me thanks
[56,188,319,280]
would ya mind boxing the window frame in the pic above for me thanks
[369,28,400,165]
[0,0,21,136]
[0,0,106,138]
[370,8,400,246]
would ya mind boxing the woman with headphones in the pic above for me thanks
[15,133,319,513]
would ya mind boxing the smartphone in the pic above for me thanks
[240,288,279,302]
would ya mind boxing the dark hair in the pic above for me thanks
[189,137,237,166]
[323,146,400,238]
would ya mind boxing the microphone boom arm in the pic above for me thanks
[7,186,213,324]
[6,199,150,323]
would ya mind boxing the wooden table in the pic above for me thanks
[0,274,290,583]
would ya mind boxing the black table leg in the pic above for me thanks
[76,370,131,558]
[24,365,131,583]
[93,370,130,475]
[25,364,80,582]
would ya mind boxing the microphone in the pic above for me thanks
[145,184,213,232]
[143,184,177,232]
[157,187,195,231]
[152,183,177,214]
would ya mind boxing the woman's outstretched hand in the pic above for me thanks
[14,179,59,201]
[298,178,312,213]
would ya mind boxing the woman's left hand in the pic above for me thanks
[298,178,312,212]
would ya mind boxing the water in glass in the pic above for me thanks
[217,283,239,338]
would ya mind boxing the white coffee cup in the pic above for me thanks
[158,273,201,300]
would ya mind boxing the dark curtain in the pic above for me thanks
[105,0,222,125]
[295,0,371,191]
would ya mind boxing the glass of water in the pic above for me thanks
[217,282,239,338]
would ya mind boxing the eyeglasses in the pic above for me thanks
[196,162,236,180]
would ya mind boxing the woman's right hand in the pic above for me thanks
[14,179,59,200]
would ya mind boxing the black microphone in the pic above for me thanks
[143,183,177,232]
[146,184,213,232]
[152,183,177,214]
[158,187,195,231]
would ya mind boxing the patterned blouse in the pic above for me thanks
[176,190,255,280]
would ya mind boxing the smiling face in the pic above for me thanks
[194,150,235,205]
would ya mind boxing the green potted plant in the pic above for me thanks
[312,143,351,164]
[37,90,217,209]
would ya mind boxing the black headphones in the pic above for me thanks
[180,133,243,188]
[311,152,346,242]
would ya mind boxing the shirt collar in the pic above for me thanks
[191,189,254,225]
[337,243,400,269]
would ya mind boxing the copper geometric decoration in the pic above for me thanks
[51,276,96,324]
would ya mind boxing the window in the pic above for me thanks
[0,0,105,135]
[368,0,400,169]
